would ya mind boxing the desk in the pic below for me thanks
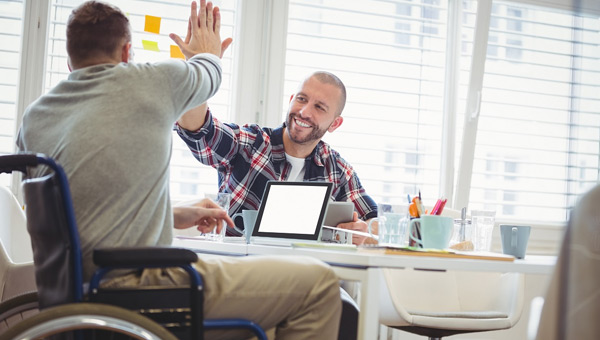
[173,237,556,340]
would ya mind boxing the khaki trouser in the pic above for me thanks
[103,255,342,340]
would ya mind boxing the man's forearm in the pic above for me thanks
[178,103,208,131]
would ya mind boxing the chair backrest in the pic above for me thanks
[0,186,35,302]
[0,186,32,264]
[0,154,84,309]
[535,184,600,340]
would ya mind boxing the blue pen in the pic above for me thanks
[407,194,411,204]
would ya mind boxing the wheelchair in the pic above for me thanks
[0,153,267,340]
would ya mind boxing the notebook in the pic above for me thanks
[250,181,333,246]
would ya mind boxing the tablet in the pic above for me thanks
[323,201,354,227]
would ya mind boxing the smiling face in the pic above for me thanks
[285,76,344,146]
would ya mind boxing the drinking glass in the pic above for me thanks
[203,193,231,242]
[471,210,496,251]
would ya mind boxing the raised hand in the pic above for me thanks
[170,0,232,60]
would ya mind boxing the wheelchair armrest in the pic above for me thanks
[93,247,198,267]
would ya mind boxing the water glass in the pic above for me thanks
[471,210,496,251]
[203,193,231,242]
[369,204,410,247]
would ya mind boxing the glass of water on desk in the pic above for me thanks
[471,210,496,251]
[369,203,410,247]
[203,193,231,242]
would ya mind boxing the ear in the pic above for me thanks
[121,42,132,63]
[289,94,294,103]
[67,58,72,72]
[328,116,343,133]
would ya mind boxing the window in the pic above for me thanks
[284,0,449,205]
[0,0,23,187]
[281,0,599,223]
[462,1,600,222]
[44,0,239,201]
[5,0,599,227]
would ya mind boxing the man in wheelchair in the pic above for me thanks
[15,0,342,338]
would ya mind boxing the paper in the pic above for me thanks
[144,15,161,34]
[170,45,185,59]
[142,40,160,52]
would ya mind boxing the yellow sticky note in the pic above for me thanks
[144,15,161,34]
[142,40,160,52]
[170,45,185,59]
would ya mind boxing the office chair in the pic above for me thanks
[379,268,524,340]
[0,153,267,340]
[533,184,600,340]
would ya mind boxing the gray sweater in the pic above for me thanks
[17,54,221,280]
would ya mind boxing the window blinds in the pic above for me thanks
[0,0,23,187]
[0,0,23,155]
[462,0,600,222]
[284,0,448,205]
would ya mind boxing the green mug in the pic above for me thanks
[409,215,453,249]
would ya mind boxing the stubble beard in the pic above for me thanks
[286,113,329,145]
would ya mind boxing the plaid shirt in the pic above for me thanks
[175,110,378,222]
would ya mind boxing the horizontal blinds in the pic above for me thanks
[47,0,238,201]
[0,0,23,155]
[0,0,23,188]
[465,1,600,222]
[285,0,448,205]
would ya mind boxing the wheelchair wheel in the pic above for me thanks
[0,291,39,333]
[0,302,178,340]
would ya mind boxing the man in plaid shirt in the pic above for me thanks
[175,71,378,244]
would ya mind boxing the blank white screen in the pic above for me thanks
[258,184,328,234]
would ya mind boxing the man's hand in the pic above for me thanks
[337,212,372,245]
[173,198,234,234]
[169,0,233,60]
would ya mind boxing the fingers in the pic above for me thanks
[169,33,188,54]
[199,0,207,29]
[213,5,220,32]
[206,2,214,31]
[220,38,233,58]
[190,1,199,30]
[184,19,191,44]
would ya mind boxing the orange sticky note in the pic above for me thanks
[144,15,161,34]
[142,40,160,52]
[170,45,185,59]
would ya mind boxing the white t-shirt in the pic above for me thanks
[285,153,306,181]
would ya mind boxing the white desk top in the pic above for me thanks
[173,237,556,275]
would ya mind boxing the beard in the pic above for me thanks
[286,113,329,145]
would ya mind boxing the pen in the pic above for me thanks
[435,198,448,215]
[430,198,442,215]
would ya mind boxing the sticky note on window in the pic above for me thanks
[142,40,160,52]
[144,15,161,34]
[170,45,185,59]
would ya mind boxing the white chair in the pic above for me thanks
[0,186,35,302]
[379,268,524,339]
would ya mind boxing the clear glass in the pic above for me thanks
[370,203,410,247]
[470,210,496,251]
[203,193,231,242]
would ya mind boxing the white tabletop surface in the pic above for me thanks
[173,236,556,275]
